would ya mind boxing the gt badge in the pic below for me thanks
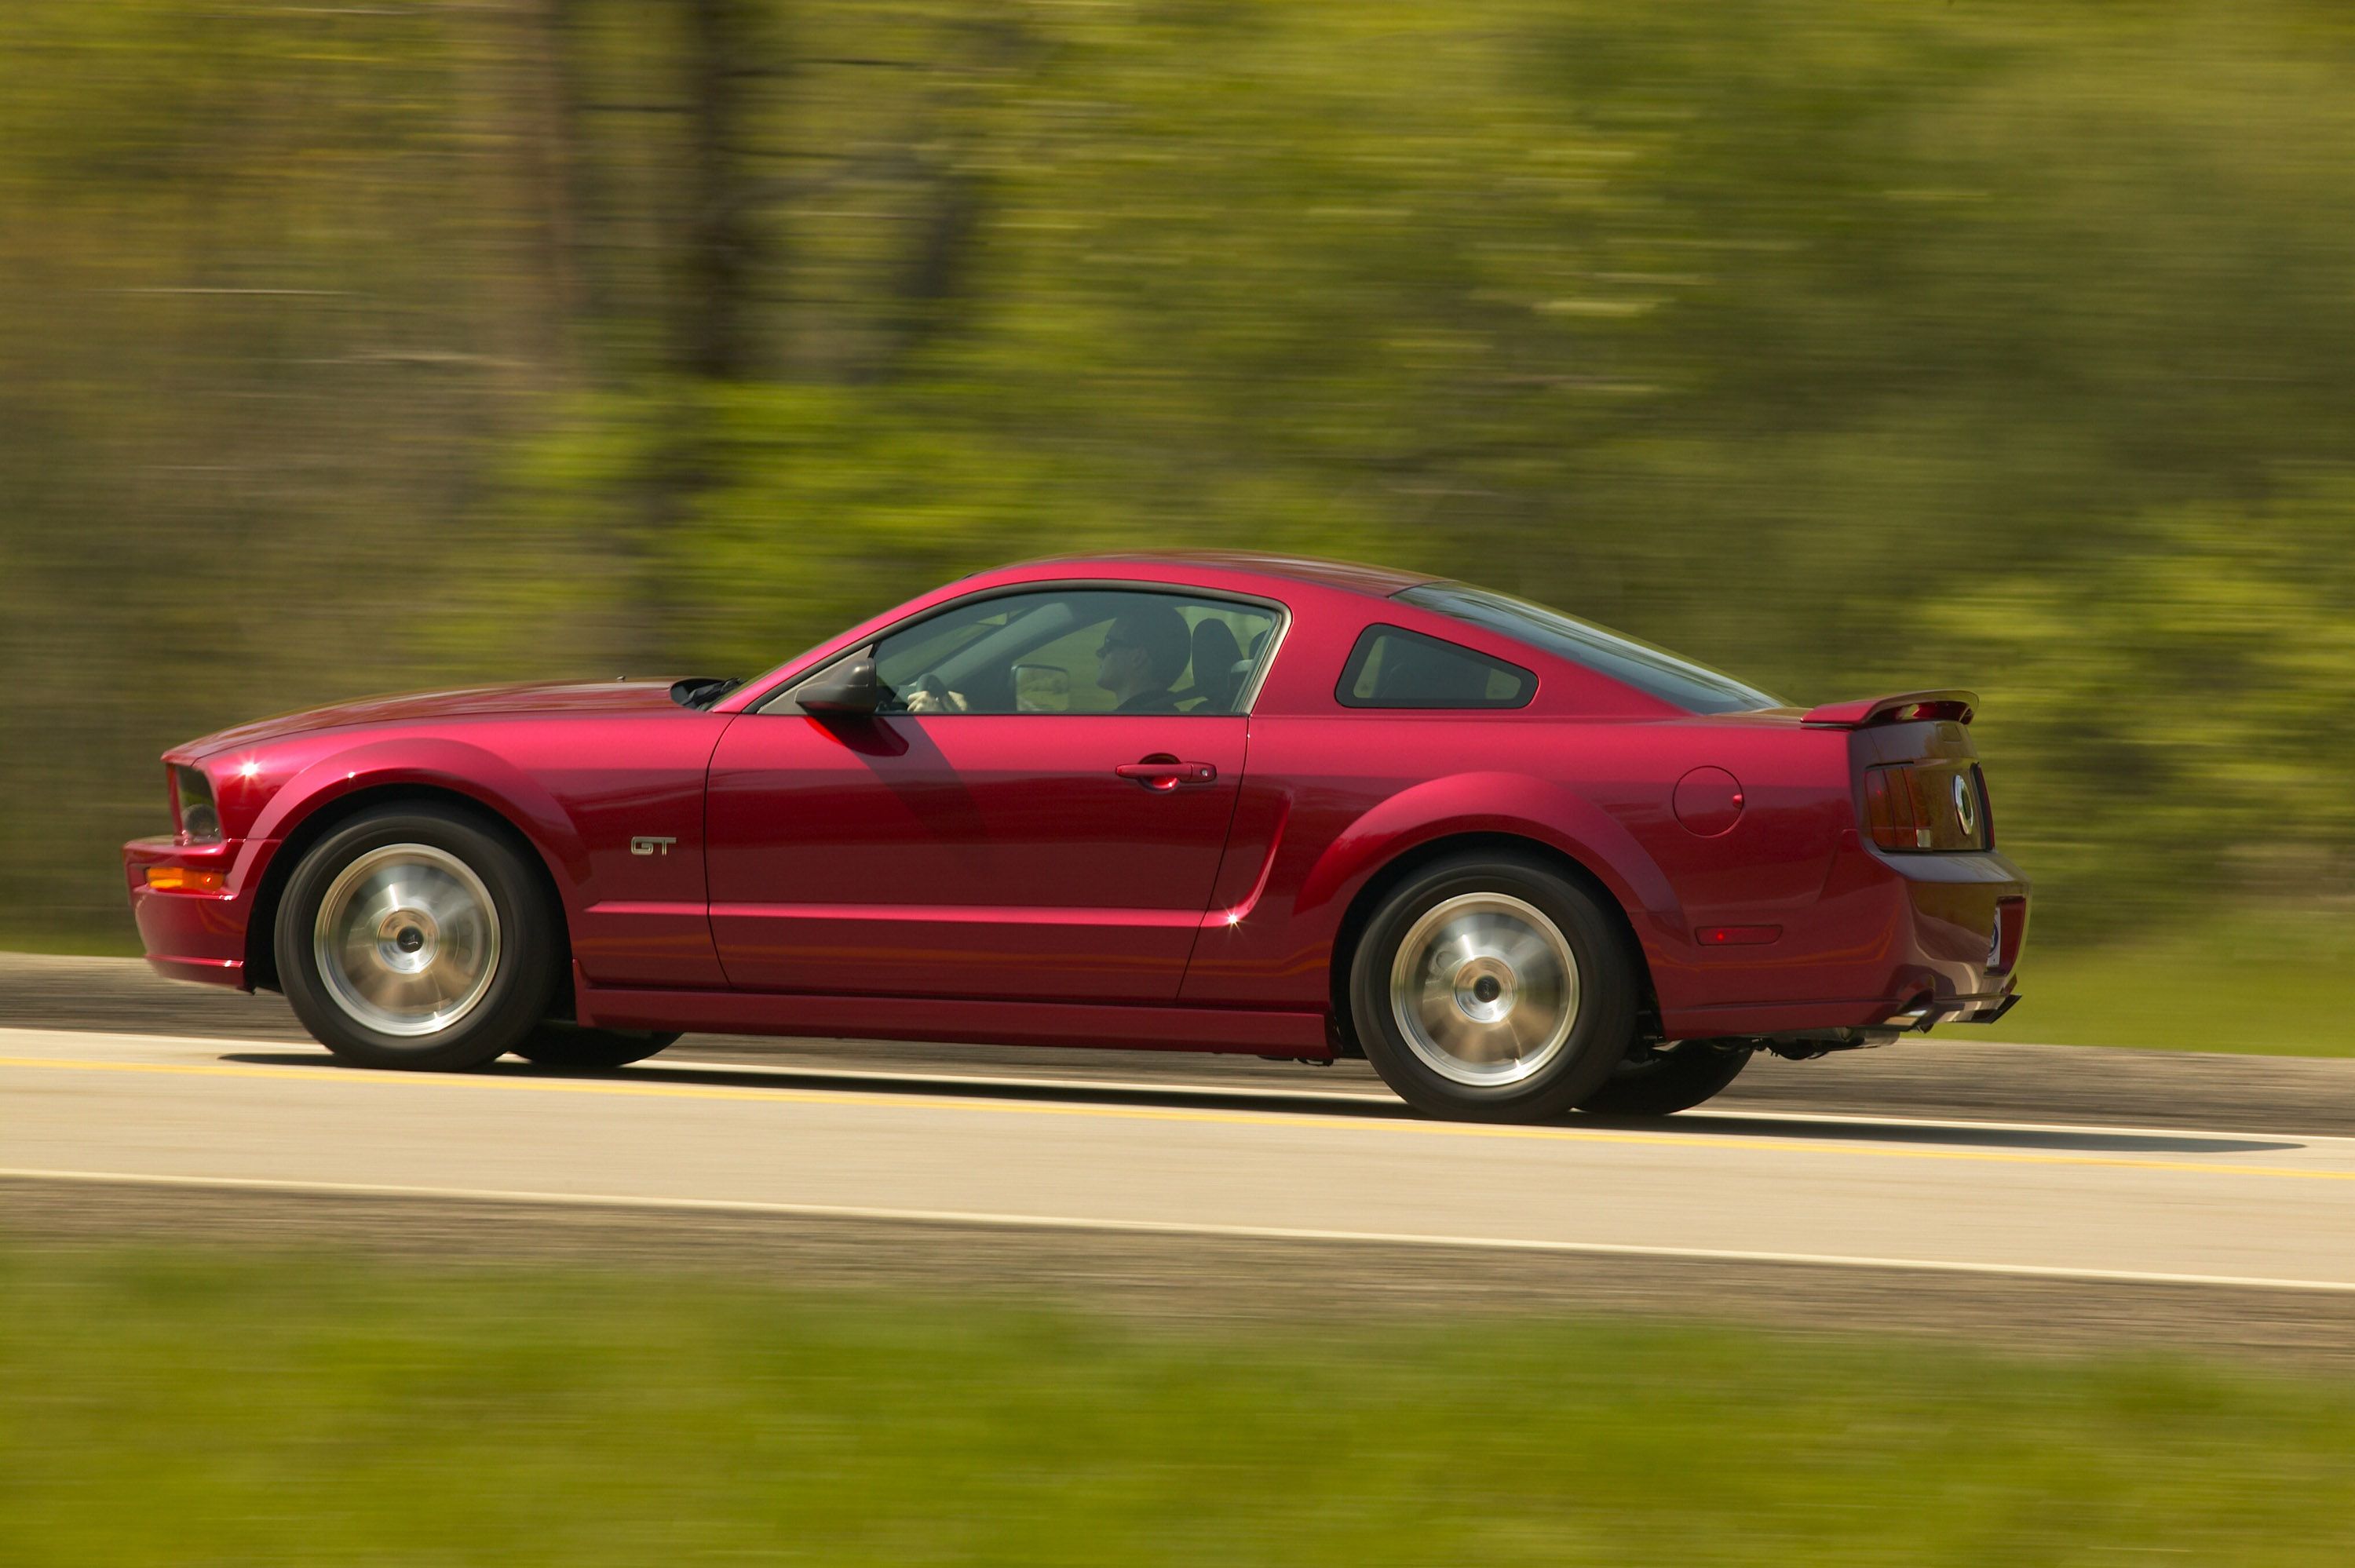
[630,836,677,857]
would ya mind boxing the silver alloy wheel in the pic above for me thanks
[1389,892,1581,1087]
[312,843,502,1038]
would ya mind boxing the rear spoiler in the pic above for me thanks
[1799,690,1977,729]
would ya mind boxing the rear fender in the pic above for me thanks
[1298,771,1682,944]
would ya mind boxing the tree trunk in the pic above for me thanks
[627,0,775,667]
[678,0,763,383]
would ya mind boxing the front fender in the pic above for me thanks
[1297,771,1682,939]
[253,738,590,888]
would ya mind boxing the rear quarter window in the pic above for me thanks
[1336,625,1535,710]
[1397,582,1781,715]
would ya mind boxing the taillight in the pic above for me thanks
[1992,895,2027,972]
[1864,763,1984,852]
[1865,764,1926,850]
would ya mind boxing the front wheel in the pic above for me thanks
[1347,855,1638,1122]
[276,804,559,1071]
[1579,1040,1752,1116]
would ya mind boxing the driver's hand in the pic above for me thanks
[904,687,968,714]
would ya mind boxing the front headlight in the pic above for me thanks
[173,765,222,843]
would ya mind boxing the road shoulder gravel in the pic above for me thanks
[9,1175,2355,1372]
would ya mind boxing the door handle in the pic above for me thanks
[1115,757,1218,790]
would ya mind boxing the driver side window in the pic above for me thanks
[871,587,1279,717]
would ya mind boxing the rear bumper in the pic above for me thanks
[122,835,278,990]
[1664,989,2019,1040]
[1658,837,2030,1040]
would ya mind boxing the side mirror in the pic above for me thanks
[1013,663,1071,713]
[796,656,880,716]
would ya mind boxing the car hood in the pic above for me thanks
[178,679,691,758]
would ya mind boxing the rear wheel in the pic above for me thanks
[276,804,559,1071]
[1579,1040,1752,1116]
[510,1023,680,1070]
[1347,855,1637,1122]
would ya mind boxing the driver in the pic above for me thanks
[903,602,1194,716]
[1094,603,1192,714]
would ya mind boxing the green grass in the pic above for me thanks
[4,1245,2355,1565]
[0,922,144,958]
[1980,908,2355,1057]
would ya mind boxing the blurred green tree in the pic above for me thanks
[6,0,2355,953]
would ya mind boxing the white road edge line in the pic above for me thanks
[7,1166,2355,1296]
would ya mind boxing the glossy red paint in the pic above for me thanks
[706,712,1247,1001]
[1672,767,1745,837]
[126,553,2028,1052]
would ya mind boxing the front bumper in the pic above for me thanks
[122,835,278,990]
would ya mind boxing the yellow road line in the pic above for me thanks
[3,1052,2351,1185]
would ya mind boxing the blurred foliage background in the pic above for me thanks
[5,0,2354,1010]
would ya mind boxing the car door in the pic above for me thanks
[704,585,1280,1004]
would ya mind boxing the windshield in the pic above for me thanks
[1397,582,1784,715]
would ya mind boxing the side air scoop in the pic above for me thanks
[1799,690,1977,729]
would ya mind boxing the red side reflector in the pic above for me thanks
[145,867,225,893]
[1696,924,1781,946]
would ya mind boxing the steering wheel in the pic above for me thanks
[901,670,955,713]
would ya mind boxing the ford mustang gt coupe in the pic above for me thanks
[126,553,2027,1121]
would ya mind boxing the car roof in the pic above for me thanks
[1002,550,1434,599]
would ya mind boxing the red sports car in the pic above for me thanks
[126,553,2027,1121]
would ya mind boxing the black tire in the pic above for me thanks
[1347,854,1638,1122]
[1579,1040,1752,1116]
[510,1023,681,1070]
[276,804,560,1071]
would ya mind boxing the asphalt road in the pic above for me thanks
[9,955,2355,1363]
[11,951,2355,1137]
[9,1020,2352,1289]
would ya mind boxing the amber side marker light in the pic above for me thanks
[145,867,225,893]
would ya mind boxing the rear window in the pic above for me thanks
[1397,582,1783,715]
[1337,625,1535,709]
